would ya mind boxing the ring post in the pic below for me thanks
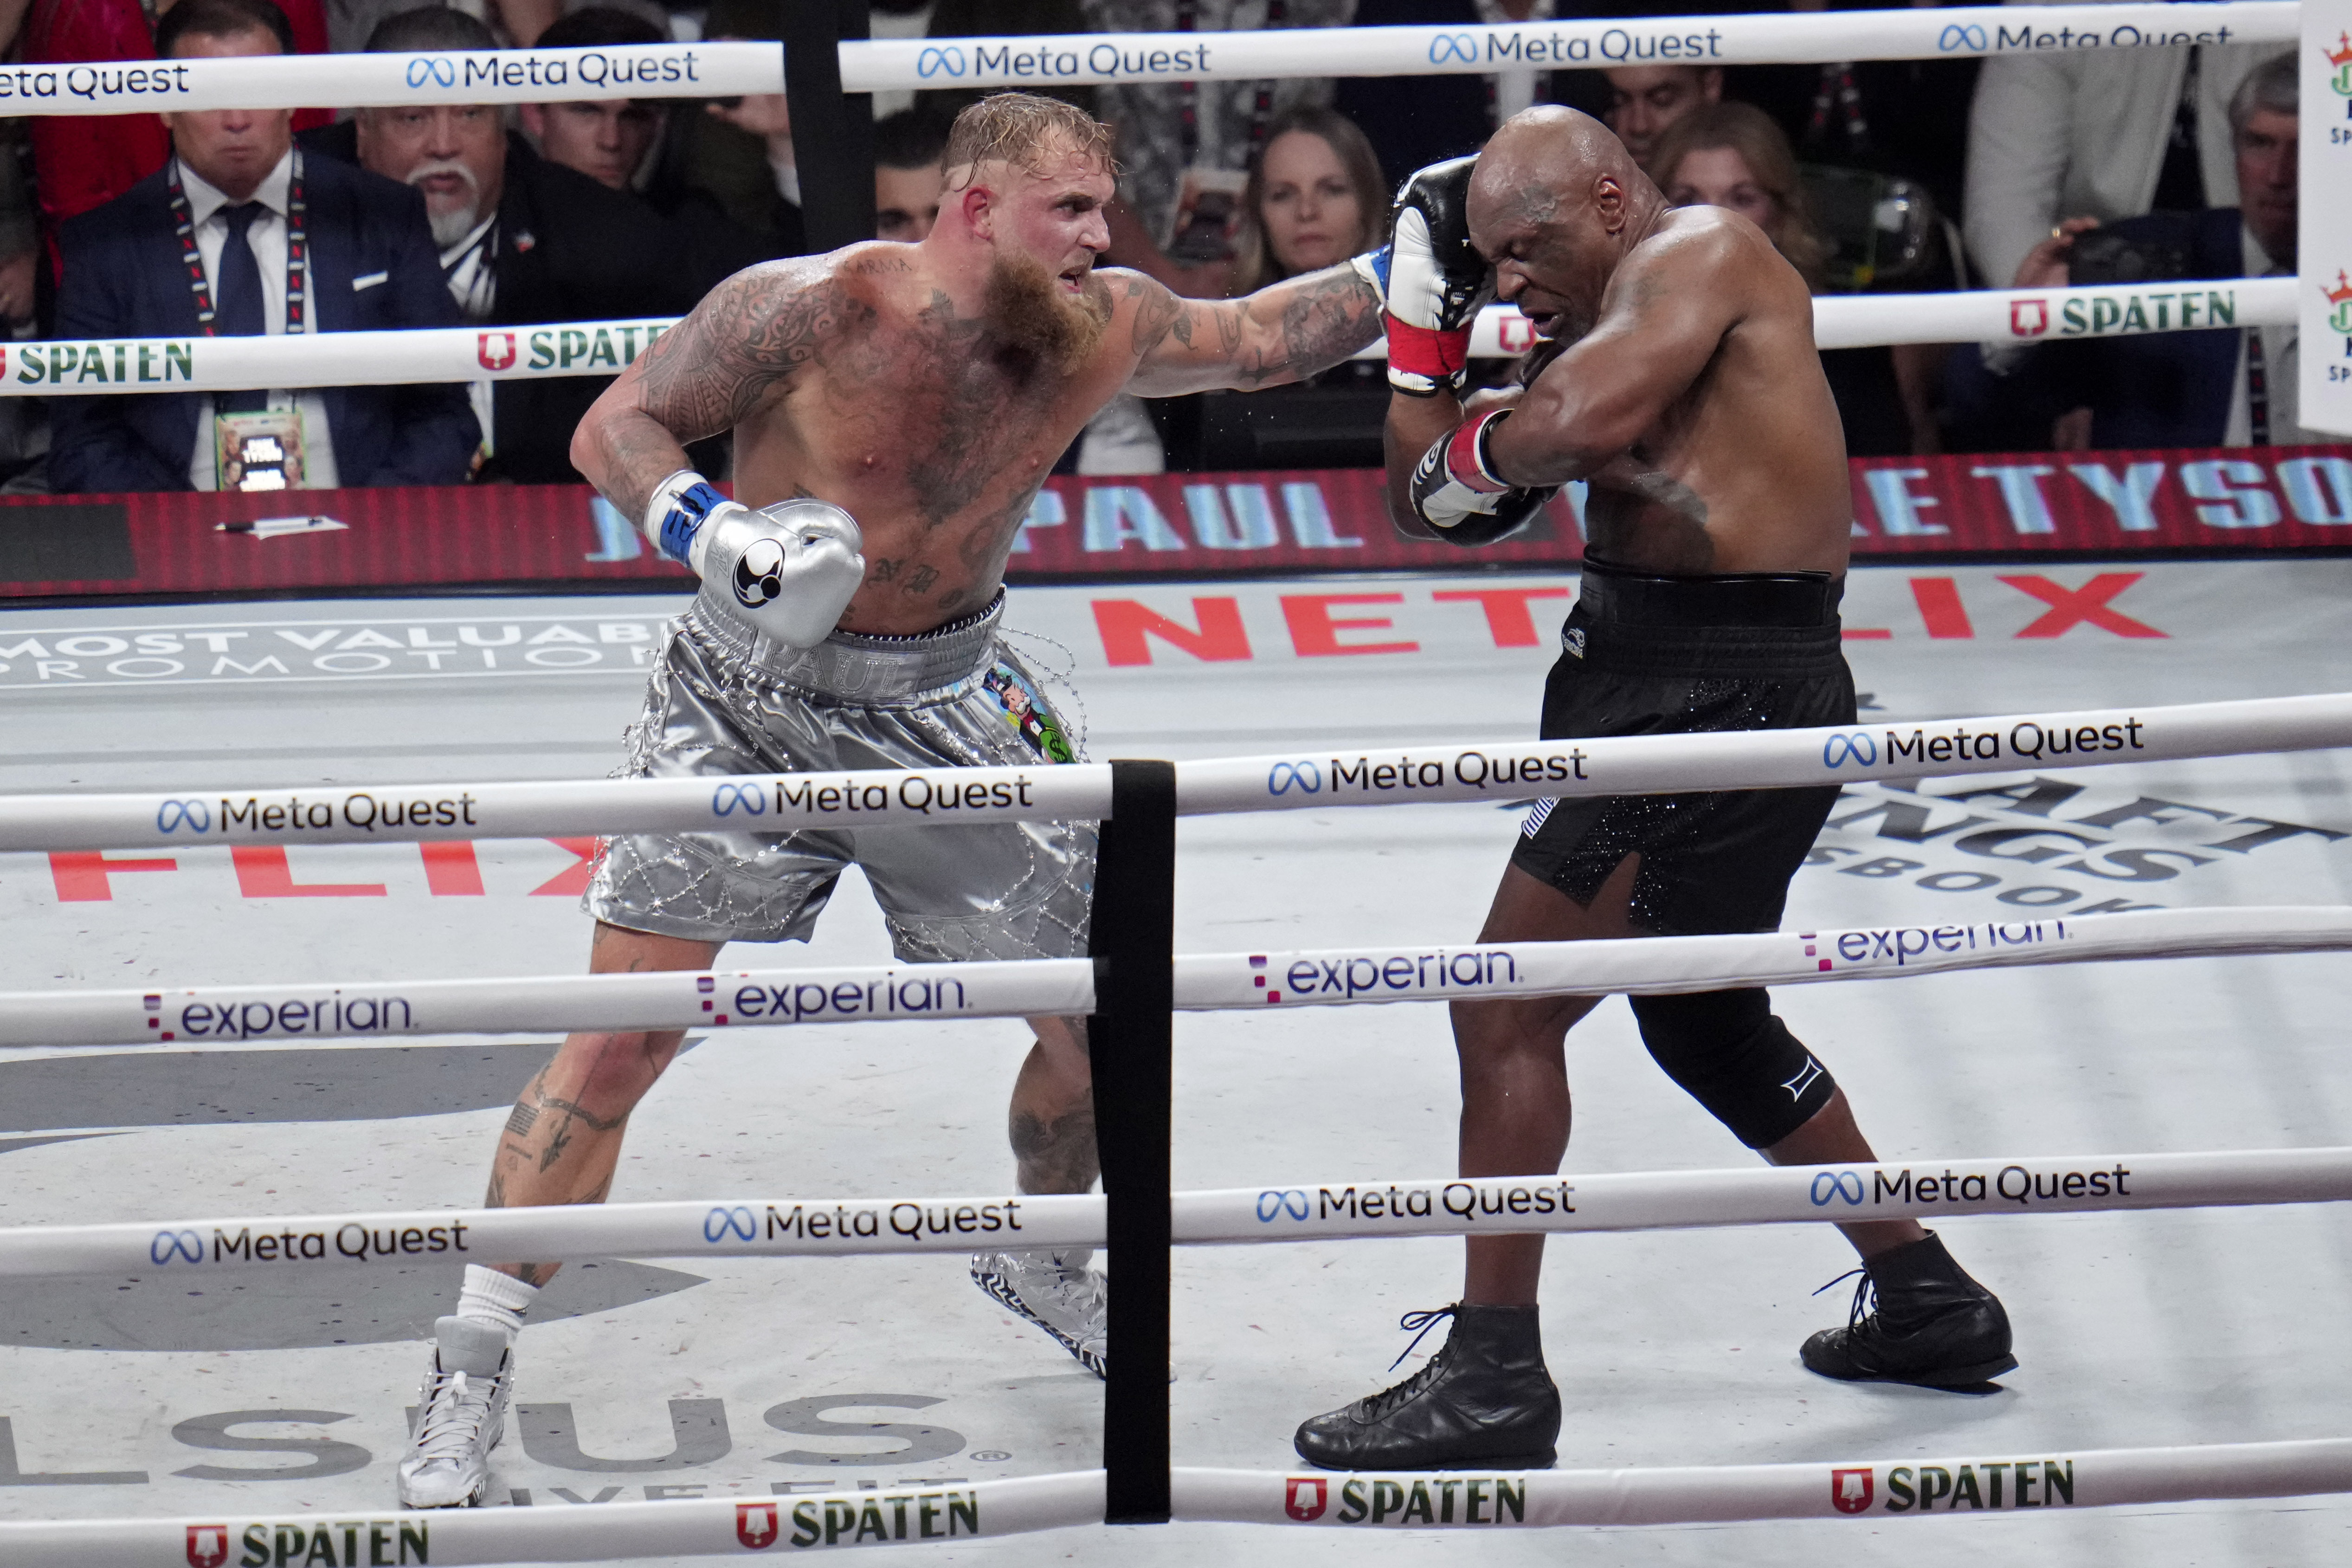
[1088,759,1176,1524]
[780,0,876,251]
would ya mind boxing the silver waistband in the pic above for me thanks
[685,587,1006,704]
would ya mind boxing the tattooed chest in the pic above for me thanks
[813,332,1081,528]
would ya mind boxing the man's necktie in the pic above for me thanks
[214,201,269,415]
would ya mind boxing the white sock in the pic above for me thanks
[456,1265,538,1338]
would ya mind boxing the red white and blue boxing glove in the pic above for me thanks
[1408,408,1557,546]
[1380,155,1490,398]
[643,469,867,648]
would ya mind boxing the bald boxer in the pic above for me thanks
[1295,107,2013,1471]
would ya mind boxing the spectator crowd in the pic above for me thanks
[0,0,2317,495]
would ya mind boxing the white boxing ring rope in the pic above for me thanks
[6,1144,2349,1276]
[0,5,2293,116]
[0,277,2296,396]
[1,690,2346,850]
[1,1442,2348,1560]
[1,906,2345,1049]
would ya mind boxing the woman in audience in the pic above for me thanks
[1648,101,1929,456]
[1233,103,1391,296]
[1157,104,1394,469]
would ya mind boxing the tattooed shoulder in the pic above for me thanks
[1118,271,1186,356]
[632,260,876,440]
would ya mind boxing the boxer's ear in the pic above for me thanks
[962,180,998,241]
[1592,172,1626,234]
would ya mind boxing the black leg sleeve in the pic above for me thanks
[1628,987,1837,1149]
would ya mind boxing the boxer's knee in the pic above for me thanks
[1629,988,1836,1148]
[542,1028,684,1116]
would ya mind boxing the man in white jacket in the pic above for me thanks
[1963,3,2266,289]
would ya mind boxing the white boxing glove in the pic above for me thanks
[643,470,866,649]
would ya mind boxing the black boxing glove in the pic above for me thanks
[1384,155,1492,398]
[1408,407,1557,546]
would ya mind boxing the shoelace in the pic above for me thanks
[1388,1306,1457,1371]
[411,1367,499,1464]
[1812,1267,1877,1331]
[1352,1308,1460,1419]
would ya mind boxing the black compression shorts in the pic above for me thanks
[1510,555,1856,937]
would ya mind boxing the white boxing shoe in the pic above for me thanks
[972,1248,1108,1379]
[397,1316,513,1508]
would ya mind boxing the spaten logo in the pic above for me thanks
[152,1229,204,1265]
[1286,1476,1329,1521]
[1821,732,1876,769]
[704,1206,757,1242]
[477,330,517,371]
[1256,1189,1310,1222]
[1831,1467,1875,1513]
[1267,760,1321,796]
[405,55,458,88]
[918,45,966,77]
[1427,32,1477,65]
[187,1525,231,1568]
[711,781,766,817]
[737,1502,780,1548]
[2010,298,2049,338]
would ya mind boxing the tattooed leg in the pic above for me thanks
[1008,1015,1098,1195]
[484,923,722,1287]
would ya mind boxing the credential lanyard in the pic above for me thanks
[168,152,309,337]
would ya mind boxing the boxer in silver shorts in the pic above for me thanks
[396,90,1392,1509]
[588,585,1092,965]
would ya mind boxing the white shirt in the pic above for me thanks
[439,214,500,456]
[179,150,340,491]
[1963,6,2266,292]
[2224,226,2311,447]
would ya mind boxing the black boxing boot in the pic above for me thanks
[1293,1305,1560,1470]
[1800,1232,2016,1387]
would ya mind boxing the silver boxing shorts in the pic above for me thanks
[585,586,1095,962]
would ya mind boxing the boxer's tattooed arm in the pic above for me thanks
[1125,263,1383,396]
[579,263,870,521]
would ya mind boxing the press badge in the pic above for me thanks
[215,409,305,492]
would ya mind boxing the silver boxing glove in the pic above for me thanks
[643,470,866,649]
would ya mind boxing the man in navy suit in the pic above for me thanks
[49,0,477,495]
[1953,51,2311,452]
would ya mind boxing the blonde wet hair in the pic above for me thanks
[944,92,1118,190]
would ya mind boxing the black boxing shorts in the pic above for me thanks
[1510,555,1856,937]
